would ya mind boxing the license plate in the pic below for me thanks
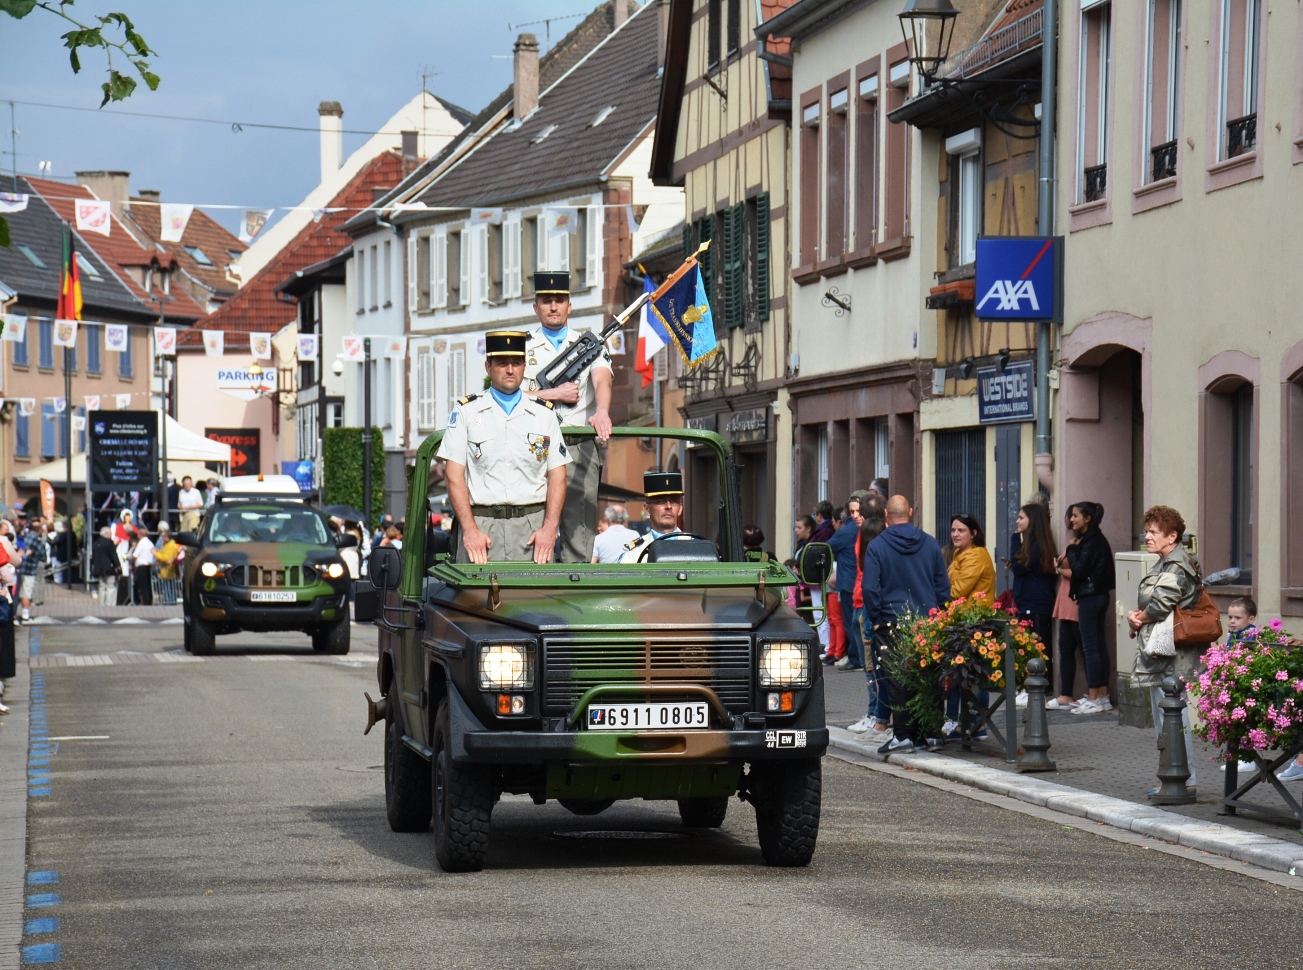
[249,590,297,603]
[587,702,710,731]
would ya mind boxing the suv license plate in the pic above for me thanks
[587,702,710,731]
[249,590,297,603]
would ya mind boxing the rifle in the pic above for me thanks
[534,290,651,390]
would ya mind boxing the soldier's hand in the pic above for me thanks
[463,527,492,565]
[589,409,612,442]
[554,382,580,405]
[527,523,558,564]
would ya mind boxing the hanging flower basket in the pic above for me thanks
[884,593,1048,738]
[1190,620,1303,759]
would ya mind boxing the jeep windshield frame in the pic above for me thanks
[400,426,745,599]
[204,504,333,546]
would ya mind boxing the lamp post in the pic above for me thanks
[897,0,960,81]
[362,337,372,536]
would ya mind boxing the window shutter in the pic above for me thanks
[755,192,770,322]
[557,219,570,272]
[537,218,548,273]
[683,223,693,260]
[433,228,447,308]
[459,231,471,306]
[448,348,466,413]
[476,225,489,304]
[416,347,434,430]
[355,250,366,312]
[586,206,601,291]
[407,234,418,318]
[504,214,521,298]
[725,203,745,328]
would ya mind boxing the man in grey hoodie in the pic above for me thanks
[861,495,952,754]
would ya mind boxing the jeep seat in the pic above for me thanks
[643,538,719,563]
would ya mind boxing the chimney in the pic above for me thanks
[400,129,418,161]
[75,170,130,220]
[318,101,344,183]
[138,189,161,204]
[513,34,540,122]
[612,0,627,28]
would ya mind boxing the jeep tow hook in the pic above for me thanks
[363,692,388,735]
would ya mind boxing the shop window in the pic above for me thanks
[934,428,985,542]
[798,88,822,275]
[1217,0,1261,160]
[854,65,880,256]
[824,80,849,263]
[1143,0,1182,183]
[1076,1,1112,203]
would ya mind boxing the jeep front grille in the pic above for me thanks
[542,635,752,715]
[228,564,317,588]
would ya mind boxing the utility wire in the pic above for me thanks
[1,98,412,136]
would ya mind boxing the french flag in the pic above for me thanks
[634,271,667,388]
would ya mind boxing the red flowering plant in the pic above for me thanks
[1190,619,1303,760]
[884,593,1048,737]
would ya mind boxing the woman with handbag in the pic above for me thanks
[1126,505,1216,796]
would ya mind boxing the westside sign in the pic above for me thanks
[977,360,1035,425]
[974,236,1063,322]
[88,410,158,491]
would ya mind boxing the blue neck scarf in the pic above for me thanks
[541,325,568,351]
[489,386,523,415]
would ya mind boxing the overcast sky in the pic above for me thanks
[1,0,610,235]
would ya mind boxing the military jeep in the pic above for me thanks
[358,428,829,872]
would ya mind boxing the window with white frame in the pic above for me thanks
[874,416,890,480]
[369,245,379,310]
[946,127,981,267]
[355,251,365,313]
[1218,0,1260,159]
[383,240,392,306]
[816,424,829,502]
[416,235,431,310]
[1076,1,1112,203]
[446,230,464,307]
[1143,0,1182,182]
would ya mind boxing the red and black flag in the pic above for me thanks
[57,227,83,321]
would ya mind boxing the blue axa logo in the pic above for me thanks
[93,422,105,435]
[976,279,1040,313]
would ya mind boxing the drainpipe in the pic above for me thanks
[1034,0,1057,494]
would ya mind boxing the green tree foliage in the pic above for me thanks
[322,427,386,528]
[0,0,158,243]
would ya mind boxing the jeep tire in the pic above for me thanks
[751,759,821,867]
[384,685,432,833]
[312,615,350,654]
[188,616,216,656]
[677,797,728,828]
[432,700,493,872]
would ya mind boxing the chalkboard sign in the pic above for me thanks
[89,410,157,492]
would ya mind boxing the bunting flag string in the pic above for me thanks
[203,330,224,356]
[159,203,194,242]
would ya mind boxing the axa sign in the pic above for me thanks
[974,236,1063,322]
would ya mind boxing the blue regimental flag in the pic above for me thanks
[649,262,717,367]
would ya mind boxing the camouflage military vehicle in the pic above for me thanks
[177,475,357,655]
[358,428,830,872]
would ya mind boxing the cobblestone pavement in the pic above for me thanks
[822,663,1303,847]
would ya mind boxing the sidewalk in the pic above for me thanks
[823,665,1303,857]
[26,580,182,623]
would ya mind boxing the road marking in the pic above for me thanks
[26,873,57,886]
[23,919,58,935]
[45,737,109,741]
[21,942,60,964]
[25,895,58,908]
[31,652,370,668]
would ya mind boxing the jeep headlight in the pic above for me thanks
[478,643,534,691]
[325,562,346,579]
[200,561,228,578]
[759,641,809,687]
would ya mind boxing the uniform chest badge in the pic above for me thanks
[526,433,551,461]
[528,357,537,366]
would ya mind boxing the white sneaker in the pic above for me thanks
[865,724,894,743]
[1221,759,1256,774]
[1095,697,1114,712]
[20,610,29,622]
[1015,690,1029,708]
[1072,699,1102,715]
[941,719,959,737]
[1045,697,1077,710]
[834,657,851,670]
[847,716,874,734]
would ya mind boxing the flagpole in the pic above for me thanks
[156,298,168,535]
[62,226,73,588]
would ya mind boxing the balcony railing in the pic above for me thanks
[1150,140,1178,182]
[1226,113,1257,158]
[1083,163,1107,203]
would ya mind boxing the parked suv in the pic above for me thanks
[178,475,356,655]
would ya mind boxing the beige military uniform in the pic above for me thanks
[618,528,683,564]
[523,326,612,565]
[437,392,571,562]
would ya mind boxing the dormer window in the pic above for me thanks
[185,245,214,266]
[76,252,101,280]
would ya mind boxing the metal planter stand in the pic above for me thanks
[956,621,1019,764]
[1220,738,1303,829]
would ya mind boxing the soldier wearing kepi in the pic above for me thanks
[523,271,613,563]
[438,330,571,564]
[620,471,685,563]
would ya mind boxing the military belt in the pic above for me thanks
[471,503,545,519]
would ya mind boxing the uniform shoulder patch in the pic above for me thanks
[458,393,479,405]
[623,537,641,551]
[533,397,555,409]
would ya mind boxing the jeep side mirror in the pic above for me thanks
[175,531,199,548]
[369,545,403,592]
[798,542,833,587]
[335,532,358,549]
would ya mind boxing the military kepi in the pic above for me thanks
[533,271,570,296]
[643,470,683,497]
[484,330,528,357]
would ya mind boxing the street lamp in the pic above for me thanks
[897,0,959,85]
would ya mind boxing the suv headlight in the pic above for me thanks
[478,643,534,690]
[325,562,346,579]
[759,641,810,687]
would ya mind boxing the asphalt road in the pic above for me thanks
[23,624,1303,969]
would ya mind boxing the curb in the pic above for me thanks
[0,628,32,969]
[829,727,1303,877]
